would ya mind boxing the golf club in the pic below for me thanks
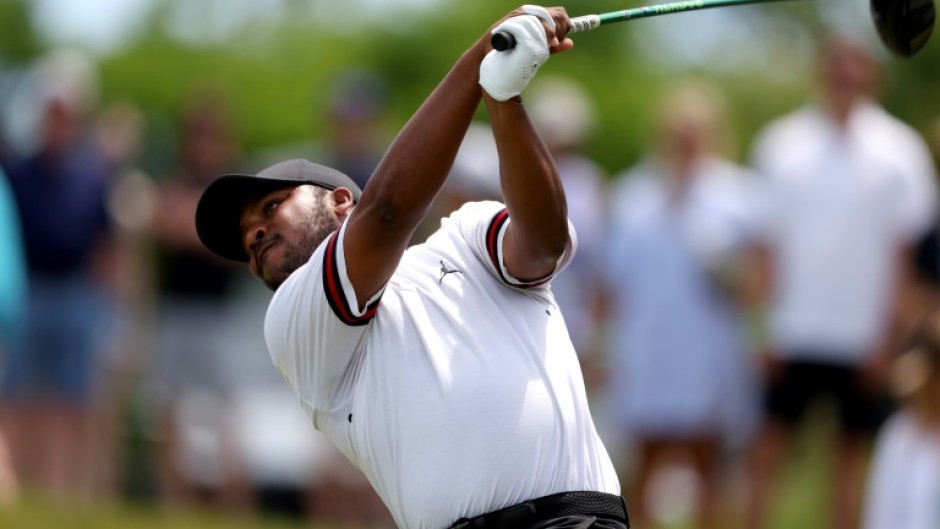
[491,0,796,51]
[491,0,936,58]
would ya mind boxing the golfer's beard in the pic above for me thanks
[263,212,340,291]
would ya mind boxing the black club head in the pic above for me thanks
[871,0,936,57]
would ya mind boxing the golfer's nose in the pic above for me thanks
[244,224,267,256]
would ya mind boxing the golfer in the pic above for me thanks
[195,6,626,529]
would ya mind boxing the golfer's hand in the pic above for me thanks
[480,6,573,101]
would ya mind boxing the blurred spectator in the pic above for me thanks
[862,311,940,529]
[744,35,939,529]
[91,99,151,499]
[144,90,386,526]
[319,69,389,190]
[0,166,26,505]
[602,79,759,529]
[527,76,609,373]
[0,49,117,501]
[145,89,250,511]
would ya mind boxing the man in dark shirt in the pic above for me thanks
[2,86,115,499]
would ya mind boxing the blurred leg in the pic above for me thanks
[35,401,93,501]
[688,436,721,529]
[216,412,255,516]
[67,403,97,502]
[38,401,69,499]
[0,427,18,505]
[832,431,866,529]
[89,387,121,500]
[627,438,663,529]
[744,420,790,529]
[0,313,42,492]
[156,405,198,507]
[0,404,34,491]
[34,277,105,502]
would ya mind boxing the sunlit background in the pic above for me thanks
[1,0,940,528]
[8,0,938,172]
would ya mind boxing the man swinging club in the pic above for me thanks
[195,5,628,529]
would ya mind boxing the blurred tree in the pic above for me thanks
[884,45,940,135]
[51,0,940,176]
[0,0,41,64]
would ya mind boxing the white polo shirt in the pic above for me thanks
[264,201,620,529]
[751,101,938,361]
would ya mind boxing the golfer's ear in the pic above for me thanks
[332,187,356,217]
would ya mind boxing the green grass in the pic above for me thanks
[0,499,354,529]
[764,420,830,529]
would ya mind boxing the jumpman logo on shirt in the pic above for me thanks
[439,260,461,284]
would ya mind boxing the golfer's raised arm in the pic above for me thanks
[340,18,508,306]
[481,6,574,281]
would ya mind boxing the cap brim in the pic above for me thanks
[195,174,297,263]
[196,159,363,263]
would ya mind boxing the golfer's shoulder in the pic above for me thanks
[433,200,508,239]
[447,200,506,222]
[262,239,332,335]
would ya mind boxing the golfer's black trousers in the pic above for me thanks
[448,491,630,529]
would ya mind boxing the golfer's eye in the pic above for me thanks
[264,200,280,217]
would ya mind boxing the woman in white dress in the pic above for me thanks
[602,80,759,529]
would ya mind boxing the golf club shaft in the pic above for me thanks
[492,0,797,50]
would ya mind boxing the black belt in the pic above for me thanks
[448,491,629,529]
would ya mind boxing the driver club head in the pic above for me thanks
[870,0,936,57]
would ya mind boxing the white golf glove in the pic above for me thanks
[480,6,554,101]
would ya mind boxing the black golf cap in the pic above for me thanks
[195,158,362,263]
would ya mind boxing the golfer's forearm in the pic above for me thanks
[485,95,568,279]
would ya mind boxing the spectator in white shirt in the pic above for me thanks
[744,34,938,529]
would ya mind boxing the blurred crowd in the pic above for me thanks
[1,31,939,529]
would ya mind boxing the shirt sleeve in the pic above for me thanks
[264,219,383,416]
[451,200,577,289]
